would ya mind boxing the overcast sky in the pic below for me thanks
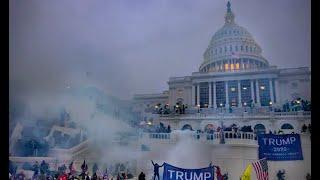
[10,0,310,100]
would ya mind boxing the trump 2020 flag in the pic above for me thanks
[163,163,214,180]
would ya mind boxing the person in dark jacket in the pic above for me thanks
[151,160,164,180]
[138,172,146,180]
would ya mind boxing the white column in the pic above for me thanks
[255,80,260,106]
[192,85,195,106]
[225,81,229,108]
[238,80,242,107]
[197,84,200,106]
[269,79,274,103]
[208,82,212,108]
[250,80,255,103]
[213,82,217,108]
[275,79,280,104]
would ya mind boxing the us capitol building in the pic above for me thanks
[133,2,311,180]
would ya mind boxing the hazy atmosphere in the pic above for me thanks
[10,0,310,100]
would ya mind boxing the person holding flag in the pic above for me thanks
[68,161,77,179]
[215,166,224,180]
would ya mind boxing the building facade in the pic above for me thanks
[134,2,311,180]
[133,2,311,132]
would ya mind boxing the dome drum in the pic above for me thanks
[199,57,269,73]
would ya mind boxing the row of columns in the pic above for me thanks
[204,59,266,72]
[191,79,277,108]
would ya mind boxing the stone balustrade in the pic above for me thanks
[159,110,310,119]
[139,132,257,145]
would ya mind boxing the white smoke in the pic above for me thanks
[10,85,140,174]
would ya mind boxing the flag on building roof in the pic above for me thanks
[241,164,252,180]
[252,158,268,180]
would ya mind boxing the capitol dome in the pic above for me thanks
[199,2,269,73]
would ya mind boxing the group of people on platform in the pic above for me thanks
[142,123,171,134]
[153,103,187,115]
[9,160,134,180]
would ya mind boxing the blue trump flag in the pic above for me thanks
[162,163,214,180]
[258,134,303,161]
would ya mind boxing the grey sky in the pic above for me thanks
[10,0,310,100]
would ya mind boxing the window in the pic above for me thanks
[182,124,193,130]
[230,45,232,51]
[254,124,266,134]
[241,80,252,105]
[220,47,222,53]
[258,79,271,106]
[225,46,227,52]
[281,123,294,130]
[235,46,238,51]
[246,46,248,52]
[228,80,238,107]
[215,49,217,54]
[200,82,209,108]
[241,46,243,51]
[225,64,229,70]
[230,64,234,70]
[235,63,240,70]
[216,81,226,107]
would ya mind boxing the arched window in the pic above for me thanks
[176,98,183,105]
[281,123,294,129]
[254,124,266,134]
[182,124,193,131]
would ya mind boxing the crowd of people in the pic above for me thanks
[153,103,188,115]
[9,160,135,180]
[150,98,311,115]
[141,122,171,133]
[281,98,311,112]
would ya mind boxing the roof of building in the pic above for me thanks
[199,1,268,71]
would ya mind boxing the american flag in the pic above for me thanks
[252,158,269,180]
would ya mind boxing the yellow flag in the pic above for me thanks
[241,164,252,180]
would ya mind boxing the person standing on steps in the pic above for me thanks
[151,160,164,180]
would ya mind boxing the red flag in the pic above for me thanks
[58,174,68,180]
[216,166,224,180]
